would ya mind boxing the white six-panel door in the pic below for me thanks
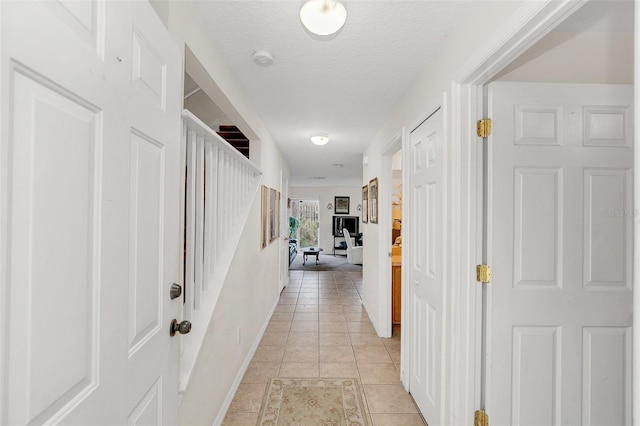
[486,82,633,425]
[408,108,445,425]
[280,171,289,293]
[118,3,182,425]
[0,1,182,424]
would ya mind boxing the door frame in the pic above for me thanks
[291,198,320,248]
[635,4,640,423]
[444,0,595,423]
[378,130,405,339]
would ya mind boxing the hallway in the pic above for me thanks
[222,270,426,425]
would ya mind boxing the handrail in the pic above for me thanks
[182,109,259,170]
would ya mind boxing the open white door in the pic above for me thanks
[486,82,633,425]
[0,2,182,424]
[407,108,445,424]
[118,3,183,424]
[279,171,289,293]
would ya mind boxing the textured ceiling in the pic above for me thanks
[188,1,631,187]
[189,1,471,187]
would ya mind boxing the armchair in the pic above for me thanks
[342,228,363,265]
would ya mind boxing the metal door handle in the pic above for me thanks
[170,319,192,336]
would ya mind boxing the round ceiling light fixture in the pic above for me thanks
[252,50,274,67]
[311,133,329,146]
[300,0,347,36]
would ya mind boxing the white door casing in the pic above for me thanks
[408,108,446,424]
[379,131,404,340]
[0,2,182,424]
[486,82,633,425]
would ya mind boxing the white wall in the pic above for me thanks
[361,3,635,425]
[178,197,281,425]
[163,3,290,424]
[360,0,523,337]
[184,89,232,130]
[496,31,633,83]
[289,186,363,253]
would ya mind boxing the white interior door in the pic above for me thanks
[118,3,182,425]
[486,82,633,425]
[0,2,182,424]
[279,171,289,292]
[408,108,445,424]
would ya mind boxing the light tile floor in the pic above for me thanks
[222,270,427,426]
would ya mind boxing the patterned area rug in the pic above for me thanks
[257,378,369,425]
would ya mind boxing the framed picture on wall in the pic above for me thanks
[269,188,278,243]
[369,178,378,224]
[334,196,350,214]
[260,185,269,249]
[362,185,368,223]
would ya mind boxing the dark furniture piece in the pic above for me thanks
[332,216,359,236]
[301,247,323,265]
[289,239,298,265]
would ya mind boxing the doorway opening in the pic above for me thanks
[291,199,320,248]
[390,149,403,337]
[378,130,405,340]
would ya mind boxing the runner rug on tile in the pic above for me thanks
[257,378,369,425]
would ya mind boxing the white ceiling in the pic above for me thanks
[187,0,632,187]
[189,1,472,187]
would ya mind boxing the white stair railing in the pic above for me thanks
[179,110,262,393]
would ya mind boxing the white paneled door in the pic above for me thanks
[486,82,633,425]
[408,108,444,425]
[1,2,182,424]
[280,172,289,293]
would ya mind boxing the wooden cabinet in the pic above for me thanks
[392,263,402,325]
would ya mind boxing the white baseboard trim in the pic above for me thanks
[211,297,279,426]
[362,297,379,336]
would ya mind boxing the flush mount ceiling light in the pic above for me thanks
[310,133,329,146]
[300,0,347,36]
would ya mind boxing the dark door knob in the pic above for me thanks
[170,283,182,300]
[170,319,192,336]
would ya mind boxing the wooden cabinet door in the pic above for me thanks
[392,265,402,325]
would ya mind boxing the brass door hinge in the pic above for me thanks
[476,264,491,283]
[474,410,489,426]
[477,118,492,138]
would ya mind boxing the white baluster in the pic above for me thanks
[233,161,238,223]
[219,152,225,242]
[185,128,197,319]
[210,144,219,265]
[194,134,205,310]
[224,152,231,243]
